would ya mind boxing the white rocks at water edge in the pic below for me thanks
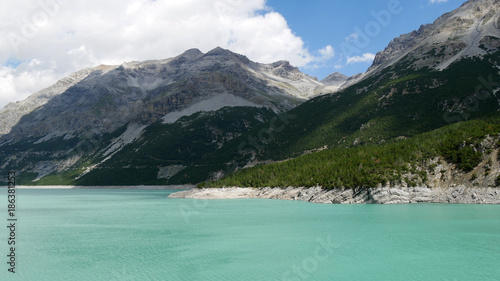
[168,186,500,204]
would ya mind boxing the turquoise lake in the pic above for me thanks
[1,188,499,281]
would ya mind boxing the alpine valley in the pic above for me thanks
[2,0,500,195]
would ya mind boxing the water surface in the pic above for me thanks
[1,188,499,280]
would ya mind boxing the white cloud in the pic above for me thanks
[0,61,60,108]
[0,0,334,108]
[303,45,336,70]
[347,53,376,64]
[345,32,359,43]
[319,45,334,59]
[429,0,448,4]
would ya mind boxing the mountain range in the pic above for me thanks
[1,0,500,187]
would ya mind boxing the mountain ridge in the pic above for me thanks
[0,47,334,144]
[195,0,500,189]
[0,47,341,184]
[368,0,500,73]
[2,0,500,187]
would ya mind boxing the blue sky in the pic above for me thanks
[0,0,466,108]
[268,0,465,78]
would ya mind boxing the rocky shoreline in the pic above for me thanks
[13,185,194,190]
[168,186,500,204]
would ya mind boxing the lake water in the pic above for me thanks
[1,188,499,281]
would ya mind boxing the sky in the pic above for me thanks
[0,0,465,108]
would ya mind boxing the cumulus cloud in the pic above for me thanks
[0,0,334,108]
[303,45,337,70]
[347,53,376,65]
[429,0,448,4]
[0,61,60,107]
[318,45,335,59]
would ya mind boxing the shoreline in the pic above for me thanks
[4,185,195,190]
[168,186,500,204]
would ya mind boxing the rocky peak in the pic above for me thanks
[368,0,500,73]
[269,60,301,79]
[0,67,97,137]
[179,48,204,59]
[203,46,251,65]
[271,60,296,71]
[321,72,349,87]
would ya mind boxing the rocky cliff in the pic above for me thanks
[369,0,500,73]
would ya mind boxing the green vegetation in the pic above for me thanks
[76,167,164,186]
[14,173,38,185]
[198,51,500,189]
[200,116,500,189]
[471,174,478,182]
[485,159,492,176]
[76,106,277,185]
[30,169,86,185]
[246,51,500,161]
[3,50,500,187]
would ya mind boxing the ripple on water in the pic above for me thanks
[1,189,499,281]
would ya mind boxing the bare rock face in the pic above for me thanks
[0,47,326,144]
[0,67,95,137]
[368,0,500,73]
[321,72,349,87]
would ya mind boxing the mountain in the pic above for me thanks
[3,0,500,188]
[201,0,500,189]
[320,72,349,89]
[0,47,335,184]
[321,72,348,85]
[369,0,500,73]
[0,47,326,144]
[236,0,500,159]
[0,67,95,137]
